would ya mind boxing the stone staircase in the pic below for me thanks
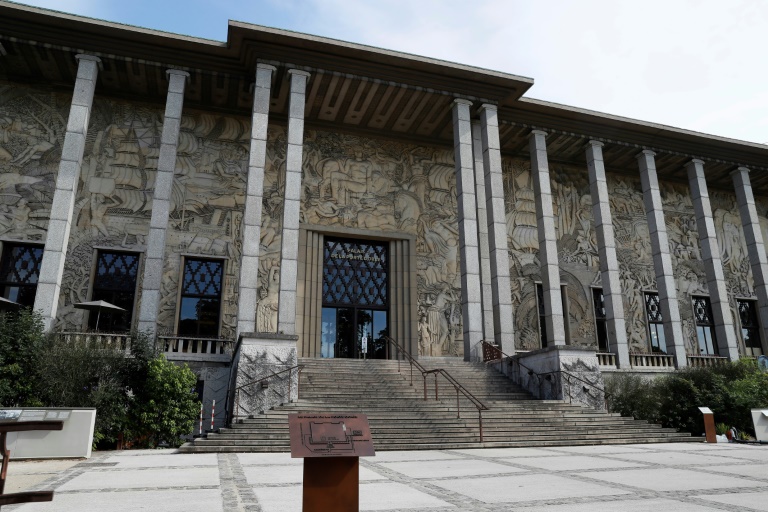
[179,357,696,453]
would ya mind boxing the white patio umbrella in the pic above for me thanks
[73,300,125,331]
[0,296,21,311]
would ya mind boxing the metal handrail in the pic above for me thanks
[384,336,488,442]
[233,364,304,422]
[383,335,428,388]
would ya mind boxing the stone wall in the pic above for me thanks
[1,80,764,358]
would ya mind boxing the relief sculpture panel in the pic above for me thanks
[298,131,463,356]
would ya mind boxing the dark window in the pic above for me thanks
[644,292,667,353]
[322,238,388,307]
[738,299,762,356]
[592,288,609,352]
[0,243,43,308]
[321,238,388,359]
[692,296,718,355]
[89,251,139,332]
[178,258,223,338]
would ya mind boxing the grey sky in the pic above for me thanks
[14,0,768,144]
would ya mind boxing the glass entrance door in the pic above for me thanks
[320,238,389,359]
[321,307,387,359]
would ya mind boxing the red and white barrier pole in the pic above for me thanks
[210,399,215,431]
[199,403,203,435]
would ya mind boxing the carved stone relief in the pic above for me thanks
[3,81,763,357]
[297,131,462,356]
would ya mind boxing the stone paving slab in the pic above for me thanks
[103,453,218,467]
[449,447,560,458]
[237,452,302,466]
[581,467,766,492]
[600,451,749,466]
[4,459,81,494]
[427,473,632,503]
[253,481,453,511]
[57,467,219,491]
[378,458,527,479]
[510,454,648,471]
[547,444,654,454]
[697,491,768,509]
[242,464,387,484]
[366,450,464,462]
[5,443,768,511]
[515,497,723,511]
[694,463,768,480]
[10,489,223,512]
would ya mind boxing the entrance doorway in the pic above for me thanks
[320,238,388,358]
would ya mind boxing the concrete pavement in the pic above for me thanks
[5,442,768,511]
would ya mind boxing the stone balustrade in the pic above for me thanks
[687,355,729,368]
[159,336,234,362]
[629,353,676,368]
[595,352,616,367]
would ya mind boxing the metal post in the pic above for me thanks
[456,388,460,419]
[478,411,483,443]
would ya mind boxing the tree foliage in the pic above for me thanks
[606,360,768,436]
[133,356,200,448]
[1,310,201,448]
[0,309,46,407]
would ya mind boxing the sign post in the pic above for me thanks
[698,407,716,443]
[289,413,375,512]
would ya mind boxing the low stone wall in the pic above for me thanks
[507,346,606,410]
[231,333,299,420]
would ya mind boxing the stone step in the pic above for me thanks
[181,358,694,453]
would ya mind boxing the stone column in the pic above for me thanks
[586,141,630,367]
[452,99,484,360]
[471,121,494,342]
[136,69,190,335]
[529,130,566,346]
[34,54,101,331]
[637,150,687,366]
[236,63,276,335]
[479,104,515,354]
[277,69,310,335]
[686,159,739,360]
[732,167,768,356]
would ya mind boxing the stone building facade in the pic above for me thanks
[1,3,768,418]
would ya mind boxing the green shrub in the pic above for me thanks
[607,360,768,436]
[132,356,200,448]
[0,309,46,407]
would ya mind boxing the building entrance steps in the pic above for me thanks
[179,358,696,453]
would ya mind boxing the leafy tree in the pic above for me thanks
[607,359,768,436]
[132,356,200,448]
[0,309,46,407]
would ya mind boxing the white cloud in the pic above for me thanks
[11,0,768,143]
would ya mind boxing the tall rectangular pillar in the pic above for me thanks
[452,99,484,361]
[471,121,494,343]
[136,69,190,335]
[686,159,739,360]
[732,167,768,356]
[237,63,276,336]
[529,130,566,346]
[586,141,630,367]
[34,54,101,331]
[479,105,515,354]
[277,69,310,335]
[637,150,687,367]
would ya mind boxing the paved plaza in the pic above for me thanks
[5,442,768,511]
